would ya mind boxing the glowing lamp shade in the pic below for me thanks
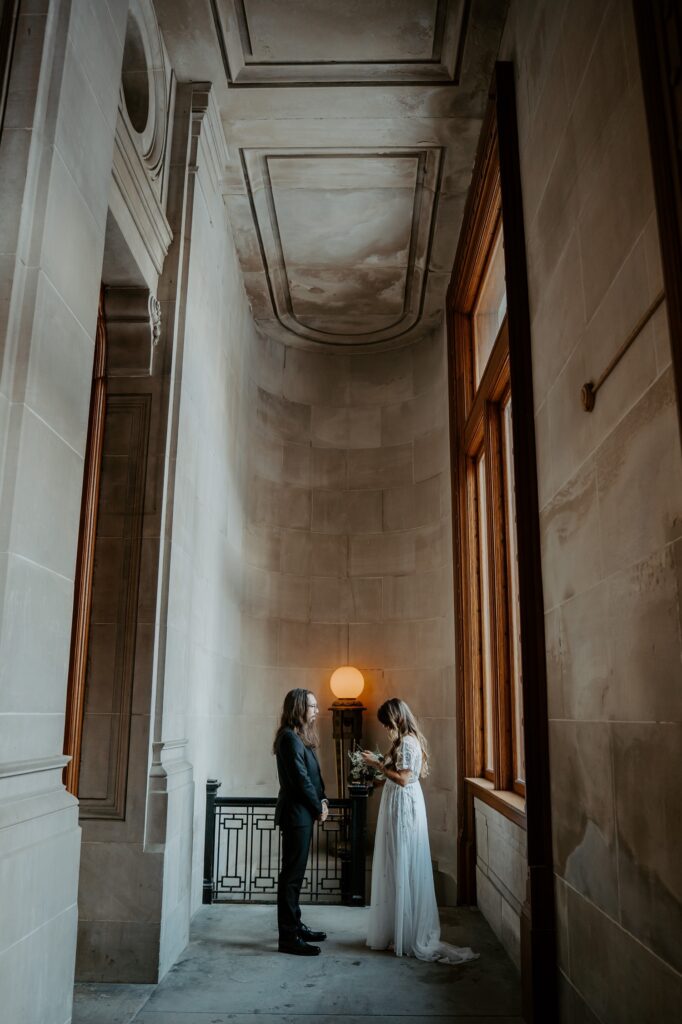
[330,665,365,700]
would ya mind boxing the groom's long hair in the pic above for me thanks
[273,688,319,751]
[378,697,430,778]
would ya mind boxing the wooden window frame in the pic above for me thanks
[448,63,557,1022]
[449,117,524,809]
[63,292,107,796]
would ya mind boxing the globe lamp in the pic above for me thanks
[330,665,365,701]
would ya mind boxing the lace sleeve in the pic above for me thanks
[396,736,420,776]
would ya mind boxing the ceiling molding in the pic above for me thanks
[211,0,469,87]
[157,0,508,351]
[237,147,444,348]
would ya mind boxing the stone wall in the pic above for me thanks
[0,1,127,1021]
[158,90,256,927]
[502,0,682,1018]
[474,800,526,970]
[240,325,459,894]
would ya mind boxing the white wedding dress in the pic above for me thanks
[367,734,479,965]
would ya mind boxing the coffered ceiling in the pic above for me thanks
[157,0,508,351]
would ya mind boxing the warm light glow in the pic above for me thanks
[330,665,365,700]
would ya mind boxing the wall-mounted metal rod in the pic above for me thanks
[581,289,665,411]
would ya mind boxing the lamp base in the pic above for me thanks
[330,701,365,799]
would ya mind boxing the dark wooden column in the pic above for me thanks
[495,61,557,1023]
[633,0,682,448]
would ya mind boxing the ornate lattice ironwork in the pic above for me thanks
[203,785,368,906]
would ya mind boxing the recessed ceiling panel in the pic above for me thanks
[214,0,467,85]
[156,0,509,350]
[241,149,442,346]
[242,0,440,63]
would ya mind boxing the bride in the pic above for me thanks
[360,698,479,965]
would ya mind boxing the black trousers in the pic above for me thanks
[277,823,313,939]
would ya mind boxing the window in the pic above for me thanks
[449,125,525,808]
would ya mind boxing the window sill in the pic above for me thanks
[466,777,527,830]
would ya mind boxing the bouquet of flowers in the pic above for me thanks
[348,743,385,786]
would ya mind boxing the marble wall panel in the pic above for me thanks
[549,720,618,918]
[244,523,281,571]
[596,368,682,578]
[278,620,346,669]
[577,90,654,324]
[0,552,73,716]
[474,798,526,967]
[382,474,441,531]
[78,844,162,924]
[539,459,602,611]
[556,580,612,721]
[312,487,382,534]
[0,127,32,250]
[413,425,450,482]
[607,546,682,723]
[347,345,413,405]
[312,447,347,489]
[415,518,452,573]
[280,529,348,577]
[381,388,447,447]
[2,903,79,1022]
[529,230,584,413]
[255,386,311,443]
[76,920,162,983]
[249,475,311,530]
[40,147,105,333]
[350,531,416,576]
[383,569,446,621]
[281,346,350,407]
[310,576,382,623]
[612,723,682,974]
[347,441,414,489]
[311,405,382,449]
[566,883,682,1023]
[10,408,84,580]
[282,442,312,487]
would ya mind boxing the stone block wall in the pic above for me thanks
[159,92,257,923]
[240,325,459,893]
[502,0,682,1018]
[475,799,526,969]
[0,0,128,1020]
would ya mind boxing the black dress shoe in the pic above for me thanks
[278,935,321,956]
[298,924,327,942]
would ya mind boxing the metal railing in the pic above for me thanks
[203,780,368,906]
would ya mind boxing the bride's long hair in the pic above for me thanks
[377,698,430,778]
[273,688,319,751]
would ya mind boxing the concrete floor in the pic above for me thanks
[73,905,523,1024]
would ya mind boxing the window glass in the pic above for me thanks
[502,398,525,785]
[477,453,494,775]
[473,226,507,387]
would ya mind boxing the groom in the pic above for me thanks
[273,689,329,955]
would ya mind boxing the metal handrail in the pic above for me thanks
[581,290,665,411]
[203,780,368,907]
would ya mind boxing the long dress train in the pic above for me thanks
[366,734,479,965]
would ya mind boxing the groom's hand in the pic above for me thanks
[319,800,329,823]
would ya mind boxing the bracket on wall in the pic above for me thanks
[581,289,665,411]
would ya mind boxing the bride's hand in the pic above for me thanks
[359,750,380,766]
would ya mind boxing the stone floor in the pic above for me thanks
[73,905,523,1023]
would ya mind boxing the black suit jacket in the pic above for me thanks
[274,728,326,828]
